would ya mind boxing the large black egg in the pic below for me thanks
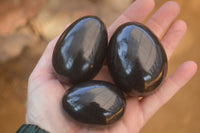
[62,80,126,125]
[52,16,108,84]
[107,22,167,96]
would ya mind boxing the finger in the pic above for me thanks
[108,0,155,38]
[146,1,180,38]
[140,61,197,122]
[161,20,187,59]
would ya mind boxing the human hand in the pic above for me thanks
[26,0,197,133]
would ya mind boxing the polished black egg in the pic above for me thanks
[62,80,126,125]
[52,16,108,84]
[107,22,168,96]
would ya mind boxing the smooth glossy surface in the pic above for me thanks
[52,16,108,84]
[62,80,126,125]
[108,22,168,96]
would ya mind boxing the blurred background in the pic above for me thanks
[0,0,199,132]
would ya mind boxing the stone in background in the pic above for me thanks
[0,0,46,62]
[0,0,132,62]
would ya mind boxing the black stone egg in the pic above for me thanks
[62,80,126,125]
[107,22,168,96]
[52,16,108,84]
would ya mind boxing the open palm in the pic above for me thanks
[26,0,197,133]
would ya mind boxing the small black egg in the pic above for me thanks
[52,16,108,84]
[62,80,126,125]
[107,22,168,96]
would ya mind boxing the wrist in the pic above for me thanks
[16,124,49,133]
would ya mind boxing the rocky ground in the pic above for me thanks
[0,0,199,132]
